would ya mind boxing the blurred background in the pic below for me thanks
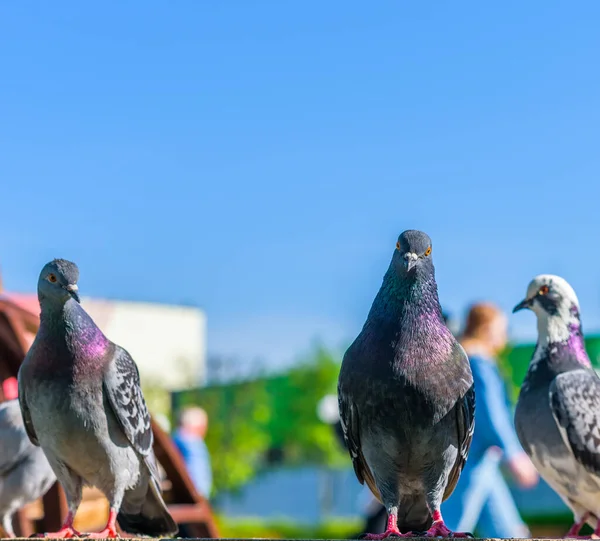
[2,1,600,538]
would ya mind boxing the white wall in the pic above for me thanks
[82,297,206,390]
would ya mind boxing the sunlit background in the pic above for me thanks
[1,1,600,538]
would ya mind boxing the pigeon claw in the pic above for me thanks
[361,530,413,539]
[360,512,414,539]
[82,527,119,539]
[424,520,473,538]
[565,513,593,538]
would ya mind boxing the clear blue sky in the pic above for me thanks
[2,2,600,369]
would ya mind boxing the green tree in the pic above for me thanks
[268,344,347,467]
[173,375,273,495]
[172,344,349,495]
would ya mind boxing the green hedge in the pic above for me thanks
[173,336,600,498]
[215,516,362,539]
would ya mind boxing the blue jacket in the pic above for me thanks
[172,429,213,499]
[467,354,523,463]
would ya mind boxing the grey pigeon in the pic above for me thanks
[18,259,178,539]
[0,399,56,537]
[514,274,600,538]
[337,230,475,539]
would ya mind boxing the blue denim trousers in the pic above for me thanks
[442,449,530,538]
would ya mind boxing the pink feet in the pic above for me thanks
[361,513,413,539]
[363,530,414,540]
[565,512,590,538]
[564,512,600,539]
[423,521,471,538]
[34,509,120,538]
[423,511,473,538]
[361,509,473,539]
[84,527,119,539]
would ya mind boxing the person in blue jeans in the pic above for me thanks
[172,406,213,500]
[442,302,538,538]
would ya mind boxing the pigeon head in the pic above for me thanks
[38,259,81,305]
[392,230,434,277]
[513,274,581,343]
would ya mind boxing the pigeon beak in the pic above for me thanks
[403,253,418,273]
[65,284,80,303]
[512,298,532,313]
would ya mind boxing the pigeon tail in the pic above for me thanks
[396,496,432,533]
[117,477,178,537]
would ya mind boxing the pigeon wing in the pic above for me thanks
[17,364,39,447]
[443,343,476,501]
[550,368,600,476]
[103,346,153,456]
[337,387,382,502]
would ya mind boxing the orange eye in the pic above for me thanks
[539,285,549,295]
[396,241,401,250]
[424,246,432,256]
[48,274,57,283]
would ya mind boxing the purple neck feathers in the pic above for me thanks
[370,267,453,368]
[39,298,110,364]
[565,307,590,367]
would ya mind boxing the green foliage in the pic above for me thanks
[215,512,575,539]
[496,343,519,404]
[141,378,172,418]
[215,515,362,540]
[173,377,273,495]
[267,345,347,467]
[172,343,349,496]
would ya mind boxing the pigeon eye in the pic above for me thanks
[424,246,432,257]
[48,274,57,283]
[539,285,549,295]
[396,241,401,250]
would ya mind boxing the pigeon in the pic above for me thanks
[337,230,475,539]
[18,259,178,539]
[0,399,56,538]
[514,274,600,538]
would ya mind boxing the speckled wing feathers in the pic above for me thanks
[550,369,600,476]
[103,347,153,456]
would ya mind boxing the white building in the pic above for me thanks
[5,292,206,391]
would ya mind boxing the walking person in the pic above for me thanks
[442,302,538,538]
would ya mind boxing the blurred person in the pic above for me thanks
[172,406,212,500]
[442,302,538,538]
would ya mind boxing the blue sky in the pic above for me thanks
[2,2,600,369]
